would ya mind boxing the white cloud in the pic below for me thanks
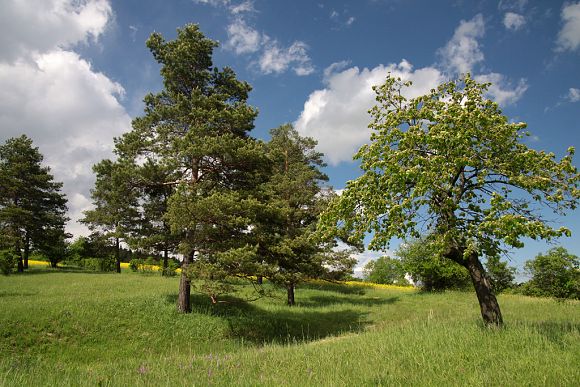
[475,73,528,105]
[438,14,485,74]
[0,0,131,237]
[229,0,255,14]
[259,39,314,76]
[503,12,526,30]
[295,60,444,165]
[0,0,112,62]
[568,87,580,102]
[225,18,261,54]
[346,17,356,26]
[556,2,580,52]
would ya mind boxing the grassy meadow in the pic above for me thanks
[1,267,579,386]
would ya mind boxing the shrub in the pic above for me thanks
[161,260,179,277]
[0,250,16,275]
[80,256,116,272]
[129,259,140,272]
[523,247,579,299]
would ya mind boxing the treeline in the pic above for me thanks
[363,240,579,299]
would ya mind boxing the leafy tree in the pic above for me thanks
[0,135,68,272]
[485,255,516,293]
[396,239,470,291]
[115,24,264,312]
[255,124,356,305]
[363,255,408,285]
[523,247,579,299]
[319,75,579,326]
[82,159,140,273]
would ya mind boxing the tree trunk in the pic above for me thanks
[23,232,30,269]
[287,283,295,306]
[16,239,24,273]
[177,250,193,313]
[163,247,169,276]
[50,259,57,268]
[115,237,121,273]
[257,276,263,285]
[464,252,503,327]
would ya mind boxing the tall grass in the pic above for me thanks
[1,268,578,385]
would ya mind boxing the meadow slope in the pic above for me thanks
[1,268,578,386]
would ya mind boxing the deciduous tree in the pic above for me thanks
[319,75,579,326]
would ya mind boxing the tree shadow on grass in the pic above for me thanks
[298,294,400,308]
[10,267,117,275]
[165,293,376,345]
[300,282,368,295]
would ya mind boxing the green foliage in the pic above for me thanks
[113,24,266,304]
[253,124,356,302]
[523,247,579,299]
[80,257,116,272]
[396,239,471,291]
[363,256,408,285]
[0,250,16,275]
[161,260,179,277]
[485,255,516,293]
[129,258,140,272]
[0,135,68,271]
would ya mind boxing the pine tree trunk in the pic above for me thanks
[115,237,121,273]
[16,239,23,273]
[287,283,295,306]
[177,250,193,313]
[23,233,30,269]
[257,276,263,285]
[163,247,169,276]
[464,252,503,327]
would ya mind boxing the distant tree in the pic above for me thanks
[485,255,516,293]
[114,24,264,312]
[396,239,471,291]
[255,124,356,305]
[523,247,579,299]
[0,135,68,272]
[82,159,140,273]
[319,75,579,326]
[363,256,408,285]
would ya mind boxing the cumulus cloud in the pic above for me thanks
[498,0,528,12]
[503,12,526,30]
[295,60,444,165]
[567,87,580,102]
[556,2,580,52]
[0,0,112,62]
[0,0,131,237]
[225,18,261,54]
[475,73,528,105]
[259,38,314,76]
[438,14,485,74]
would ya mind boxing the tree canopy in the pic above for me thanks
[0,135,68,272]
[523,247,579,299]
[319,74,579,326]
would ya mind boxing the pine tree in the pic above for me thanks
[0,135,68,271]
[115,24,265,312]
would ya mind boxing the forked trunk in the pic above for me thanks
[287,283,295,306]
[465,252,503,327]
[177,250,193,313]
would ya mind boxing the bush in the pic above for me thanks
[129,259,140,272]
[523,247,579,299]
[0,250,16,275]
[363,256,409,285]
[80,256,116,272]
[161,260,179,277]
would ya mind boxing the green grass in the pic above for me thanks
[1,268,579,386]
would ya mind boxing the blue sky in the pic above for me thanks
[1,0,578,277]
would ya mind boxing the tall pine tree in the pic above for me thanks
[115,24,265,312]
[0,135,68,271]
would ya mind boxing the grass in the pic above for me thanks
[1,268,578,386]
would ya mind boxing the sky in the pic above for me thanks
[1,0,579,278]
